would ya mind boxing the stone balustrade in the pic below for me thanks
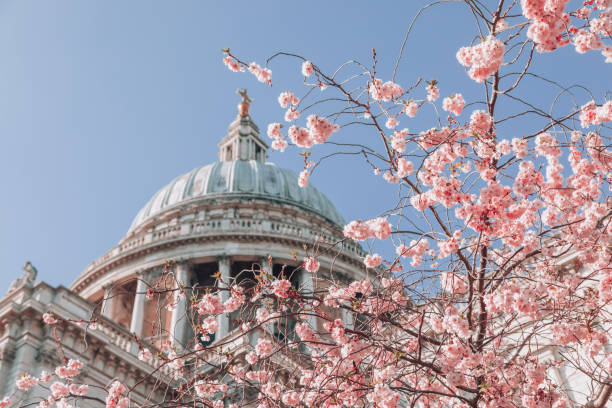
[81,212,365,278]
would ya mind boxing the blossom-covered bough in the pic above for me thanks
[11,1,612,408]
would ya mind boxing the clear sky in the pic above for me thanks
[0,0,609,292]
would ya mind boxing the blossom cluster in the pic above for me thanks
[106,381,129,408]
[456,36,505,82]
[343,217,391,241]
[287,115,339,149]
[579,100,612,127]
[369,78,403,101]
[247,62,272,85]
[520,0,612,60]
[442,93,465,116]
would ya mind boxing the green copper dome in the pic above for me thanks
[128,90,345,235]
[127,160,345,234]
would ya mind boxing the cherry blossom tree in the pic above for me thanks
[10,1,612,408]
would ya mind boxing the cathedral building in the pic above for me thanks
[0,91,365,406]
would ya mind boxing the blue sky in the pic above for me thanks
[0,0,609,292]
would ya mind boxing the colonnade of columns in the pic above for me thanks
[99,256,313,350]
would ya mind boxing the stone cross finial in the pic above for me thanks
[237,88,251,117]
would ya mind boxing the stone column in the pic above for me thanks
[129,271,148,338]
[259,256,276,336]
[170,262,192,348]
[299,269,318,330]
[217,256,232,340]
[101,284,116,319]
[260,255,271,275]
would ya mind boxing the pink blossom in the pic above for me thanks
[247,62,272,84]
[440,272,467,294]
[245,351,258,364]
[304,256,320,273]
[438,235,460,258]
[271,139,288,152]
[201,316,218,334]
[404,101,418,117]
[284,107,300,122]
[469,110,494,134]
[116,398,129,408]
[16,374,38,390]
[255,307,269,324]
[410,192,434,211]
[69,384,88,396]
[535,132,561,157]
[590,11,612,36]
[168,351,184,370]
[255,338,273,357]
[514,161,544,197]
[343,217,391,241]
[261,382,282,400]
[296,322,316,342]
[369,78,403,101]
[298,170,310,187]
[194,380,227,399]
[418,126,453,149]
[603,46,612,63]
[383,171,399,183]
[223,287,245,313]
[301,60,314,77]
[366,383,401,408]
[271,279,291,298]
[288,126,313,148]
[525,11,569,52]
[442,93,465,116]
[456,36,505,82]
[55,359,83,379]
[222,56,244,72]
[579,100,612,127]
[496,139,511,156]
[267,123,283,140]
[426,84,439,101]
[385,117,399,129]
[51,382,70,399]
[573,29,603,54]
[281,391,300,407]
[396,157,413,178]
[306,114,339,144]
[39,371,52,383]
[363,253,382,268]
[495,18,508,32]
[0,398,9,408]
[245,370,269,382]
[138,348,152,362]
[512,138,529,158]
[278,91,299,108]
[197,294,224,315]
[390,129,409,153]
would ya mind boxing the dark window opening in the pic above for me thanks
[193,262,218,293]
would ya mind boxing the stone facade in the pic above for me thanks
[0,278,170,406]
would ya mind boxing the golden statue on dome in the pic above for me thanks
[237,88,251,117]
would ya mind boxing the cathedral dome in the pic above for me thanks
[127,159,345,235]
[72,90,364,298]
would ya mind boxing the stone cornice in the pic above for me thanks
[72,230,365,296]
[72,199,365,295]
